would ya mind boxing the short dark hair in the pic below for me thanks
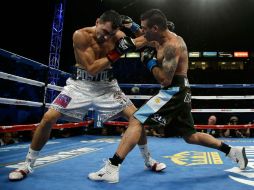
[140,9,167,30]
[99,10,122,30]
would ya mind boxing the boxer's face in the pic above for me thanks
[141,20,156,42]
[96,20,117,44]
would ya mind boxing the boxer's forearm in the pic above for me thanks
[133,36,148,49]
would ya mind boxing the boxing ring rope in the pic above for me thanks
[0,48,71,77]
[127,95,254,100]
[0,121,94,133]
[1,72,254,111]
[1,48,254,133]
[119,83,254,89]
[1,121,254,133]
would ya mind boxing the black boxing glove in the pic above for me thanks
[107,36,136,63]
[141,47,158,72]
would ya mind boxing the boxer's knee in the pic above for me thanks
[40,109,61,128]
[128,116,142,130]
[129,115,140,123]
[183,133,198,144]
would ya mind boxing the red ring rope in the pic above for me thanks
[1,120,253,133]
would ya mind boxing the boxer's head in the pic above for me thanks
[140,9,167,41]
[96,10,122,43]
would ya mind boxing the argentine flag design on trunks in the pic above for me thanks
[134,87,180,123]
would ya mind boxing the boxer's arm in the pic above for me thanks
[133,35,149,50]
[73,30,112,76]
[151,44,180,87]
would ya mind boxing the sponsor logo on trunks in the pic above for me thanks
[6,147,101,169]
[151,114,167,126]
[53,94,72,108]
[164,151,223,166]
[225,146,254,187]
[184,93,191,103]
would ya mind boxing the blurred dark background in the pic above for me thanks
[0,0,254,69]
[0,0,254,127]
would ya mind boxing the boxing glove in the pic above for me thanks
[121,15,140,33]
[141,47,158,72]
[107,36,136,63]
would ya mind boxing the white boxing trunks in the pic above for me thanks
[50,77,133,122]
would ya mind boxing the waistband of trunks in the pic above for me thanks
[72,67,114,81]
[163,75,190,89]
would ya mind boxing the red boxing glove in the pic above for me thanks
[107,36,135,63]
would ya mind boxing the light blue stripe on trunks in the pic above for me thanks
[134,87,180,123]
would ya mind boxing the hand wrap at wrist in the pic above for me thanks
[130,22,140,33]
[107,50,121,63]
[146,59,158,72]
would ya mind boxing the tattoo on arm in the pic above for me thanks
[162,45,178,79]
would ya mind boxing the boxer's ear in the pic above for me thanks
[95,18,99,25]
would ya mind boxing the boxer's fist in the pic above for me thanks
[121,15,140,33]
[115,36,136,54]
[121,15,133,28]
[107,36,136,63]
[141,47,158,72]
